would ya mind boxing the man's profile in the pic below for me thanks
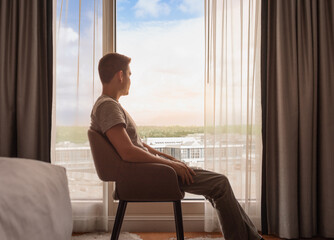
[90,53,263,240]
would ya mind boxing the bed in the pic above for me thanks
[0,157,72,240]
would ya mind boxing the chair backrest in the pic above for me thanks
[87,128,123,182]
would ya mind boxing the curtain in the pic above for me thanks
[261,0,334,238]
[53,0,107,232]
[0,0,53,162]
[204,0,262,232]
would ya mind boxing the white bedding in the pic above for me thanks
[0,157,72,240]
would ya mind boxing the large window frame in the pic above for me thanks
[103,0,205,232]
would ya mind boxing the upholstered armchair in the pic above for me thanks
[88,129,185,240]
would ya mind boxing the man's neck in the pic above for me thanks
[102,89,120,101]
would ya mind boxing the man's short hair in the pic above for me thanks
[98,53,131,84]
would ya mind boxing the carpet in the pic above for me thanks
[71,232,225,240]
[71,232,142,240]
[169,237,225,240]
[169,237,224,240]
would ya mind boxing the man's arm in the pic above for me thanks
[142,143,180,162]
[105,124,196,185]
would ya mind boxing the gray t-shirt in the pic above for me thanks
[90,95,148,152]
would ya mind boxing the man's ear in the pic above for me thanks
[118,70,124,82]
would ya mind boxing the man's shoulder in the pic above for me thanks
[90,95,127,134]
[94,95,118,107]
[92,95,121,114]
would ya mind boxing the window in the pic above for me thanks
[53,0,261,231]
[54,0,205,231]
[116,0,205,199]
[54,0,103,200]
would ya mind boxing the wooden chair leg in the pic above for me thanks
[111,200,127,240]
[173,200,184,240]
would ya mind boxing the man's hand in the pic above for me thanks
[170,161,196,185]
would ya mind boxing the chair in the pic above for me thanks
[88,129,185,240]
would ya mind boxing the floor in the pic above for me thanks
[73,232,332,240]
[133,232,222,240]
[133,233,331,240]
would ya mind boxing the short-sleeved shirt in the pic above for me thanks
[90,95,148,152]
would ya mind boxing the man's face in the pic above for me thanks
[121,65,131,96]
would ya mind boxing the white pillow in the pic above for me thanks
[0,157,72,240]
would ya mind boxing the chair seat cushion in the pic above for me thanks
[116,162,185,201]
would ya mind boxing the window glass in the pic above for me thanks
[54,0,103,200]
[116,0,205,199]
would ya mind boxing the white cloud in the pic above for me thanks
[117,17,205,126]
[178,0,203,15]
[55,1,258,127]
[56,8,205,126]
[134,0,171,18]
[55,17,103,126]
[57,26,78,43]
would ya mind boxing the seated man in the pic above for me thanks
[90,53,263,240]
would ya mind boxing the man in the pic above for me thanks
[91,53,263,240]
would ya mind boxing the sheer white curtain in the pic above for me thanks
[204,0,262,232]
[52,0,107,232]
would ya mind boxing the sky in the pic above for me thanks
[56,0,205,126]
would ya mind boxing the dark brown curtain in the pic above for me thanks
[0,0,53,162]
[261,0,334,238]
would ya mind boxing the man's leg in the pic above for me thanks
[178,167,261,240]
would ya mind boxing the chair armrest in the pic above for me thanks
[115,162,185,201]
